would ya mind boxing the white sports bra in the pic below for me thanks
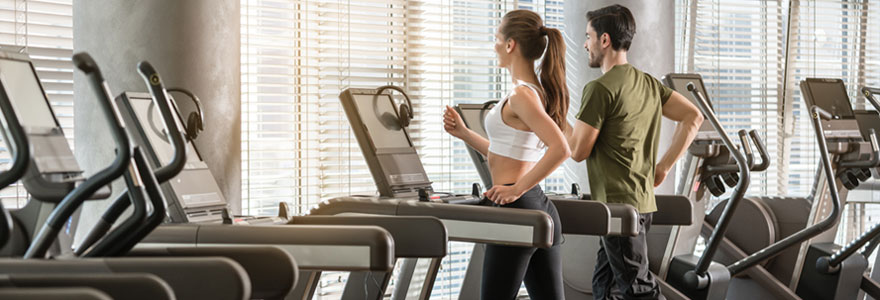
[484,81,546,162]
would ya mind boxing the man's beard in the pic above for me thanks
[589,50,602,68]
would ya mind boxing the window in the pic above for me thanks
[241,0,567,297]
[0,0,73,209]
[675,0,784,196]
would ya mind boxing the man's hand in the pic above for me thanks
[654,163,670,187]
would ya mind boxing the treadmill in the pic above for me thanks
[310,87,649,299]
[0,51,262,300]
[79,62,442,300]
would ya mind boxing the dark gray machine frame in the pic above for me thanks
[0,52,258,300]
[787,81,880,300]
[115,88,448,300]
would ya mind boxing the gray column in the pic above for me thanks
[73,0,240,242]
[562,0,676,194]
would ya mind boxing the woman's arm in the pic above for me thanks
[443,105,490,156]
[484,86,571,204]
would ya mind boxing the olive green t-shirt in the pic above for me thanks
[576,64,672,213]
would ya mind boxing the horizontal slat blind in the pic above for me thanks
[785,0,867,196]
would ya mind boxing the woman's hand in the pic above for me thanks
[484,185,525,205]
[443,105,469,139]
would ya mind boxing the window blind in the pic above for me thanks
[241,0,568,298]
[783,0,867,196]
[674,0,784,196]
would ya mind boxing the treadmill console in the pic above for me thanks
[0,52,112,201]
[800,78,862,140]
[117,92,228,223]
[661,73,721,142]
[339,87,479,203]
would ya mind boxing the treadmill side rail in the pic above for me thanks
[140,224,395,272]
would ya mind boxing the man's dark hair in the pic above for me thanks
[586,4,636,51]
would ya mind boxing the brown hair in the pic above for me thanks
[586,4,636,51]
[500,10,568,128]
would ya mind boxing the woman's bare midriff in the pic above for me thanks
[487,152,536,186]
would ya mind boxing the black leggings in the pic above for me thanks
[481,244,563,299]
[480,184,564,300]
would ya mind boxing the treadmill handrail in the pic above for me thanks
[85,147,168,257]
[80,171,148,257]
[728,105,843,276]
[25,53,133,259]
[687,83,751,282]
[0,75,31,249]
[312,197,555,248]
[79,62,188,256]
[74,192,133,255]
[136,61,186,182]
[140,224,397,272]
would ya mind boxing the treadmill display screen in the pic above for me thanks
[459,106,491,138]
[668,77,714,112]
[0,59,58,129]
[352,94,412,149]
[803,80,854,119]
[130,97,202,165]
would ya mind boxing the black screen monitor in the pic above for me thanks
[351,93,412,149]
[800,78,854,119]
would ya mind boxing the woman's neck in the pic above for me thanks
[508,57,539,86]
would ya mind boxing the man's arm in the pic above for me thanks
[564,120,600,162]
[654,91,704,186]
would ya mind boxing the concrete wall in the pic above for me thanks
[561,0,676,195]
[73,0,240,243]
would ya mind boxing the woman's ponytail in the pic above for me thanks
[539,27,568,128]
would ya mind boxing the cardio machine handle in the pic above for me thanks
[0,77,31,249]
[819,219,880,273]
[728,105,843,276]
[748,130,770,171]
[94,146,168,257]
[136,61,186,182]
[685,83,751,288]
[704,131,770,173]
[77,62,190,256]
[83,62,182,257]
[80,156,149,257]
[862,86,880,112]
[839,128,880,169]
[25,53,133,259]
[738,130,754,169]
